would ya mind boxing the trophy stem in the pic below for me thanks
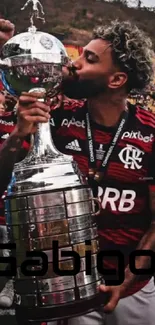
[30,121,62,161]
[15,120,71,168]
[15,87,71,168]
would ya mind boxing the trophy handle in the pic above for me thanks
[91,198,102,216]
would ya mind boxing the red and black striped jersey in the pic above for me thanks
[50,98,155,296]
[0,98,155,297]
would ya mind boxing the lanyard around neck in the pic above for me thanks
[85,106,129,191]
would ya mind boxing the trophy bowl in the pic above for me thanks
[0,30,69,97]
[0,30,106,324]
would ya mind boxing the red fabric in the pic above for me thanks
[51,100,155,296]
[0,100,154,297]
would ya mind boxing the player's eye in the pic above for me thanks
[84,50,98,64]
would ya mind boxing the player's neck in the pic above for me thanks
[87,94,128,128]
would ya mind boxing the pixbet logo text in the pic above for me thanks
[61,118,85,128]
[122,131,154,143]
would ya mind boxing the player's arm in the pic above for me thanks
[120,198,155,288]
[100,218,155,313]
[121,172,155,286]
[0,18,14,49]
[0,92,50,196]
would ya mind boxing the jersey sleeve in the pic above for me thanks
[49,97,85,137]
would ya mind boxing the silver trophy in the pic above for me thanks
[0,4,105,324]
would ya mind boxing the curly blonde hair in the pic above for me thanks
[93,20,155,92]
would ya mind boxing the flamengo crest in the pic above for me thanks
[118,144,144,170]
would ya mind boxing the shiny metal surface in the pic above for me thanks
[76,268,100,286]
[0,31,68,96]
[39,280,101,306]
[18,279,102,307]
[3,15,104,321]
[9,221,98,241]
[13,238,99,256]
[0,27,74,176]
[73,240,99,257]
[80,254,97,272]
[8,207,66,225]
[65,188,92,203]
[43,247,73,263]
[17,255,97,279]
[28,207,66,222]
[15,270,100,296]
[67,201,93,217]
[12,246,75,264]
[34,233,70,249]
[39,276,75,292]
[11,159,84,193]
[79,281,101,299]
[27,192,64,208]
[41,289,76,306]
[17,260,74,279]
[70,227,98,244]
[9,219,69,238]
[68,214,95,232]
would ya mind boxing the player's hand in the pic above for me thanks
[0,19,15,48]
[50,93,65,110]
[99,284,125,313]
[15,91,51,137]
[5,93,18,112]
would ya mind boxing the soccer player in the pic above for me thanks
[1,18,155,325]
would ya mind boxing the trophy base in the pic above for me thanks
[15,291,108,324]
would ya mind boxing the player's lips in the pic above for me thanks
[69,64,78,74]
[62,64,79,81]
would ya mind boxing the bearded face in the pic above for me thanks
[61,73,107,100]
[61,39,127,100]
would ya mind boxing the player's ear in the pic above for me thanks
[108,72,128,89]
